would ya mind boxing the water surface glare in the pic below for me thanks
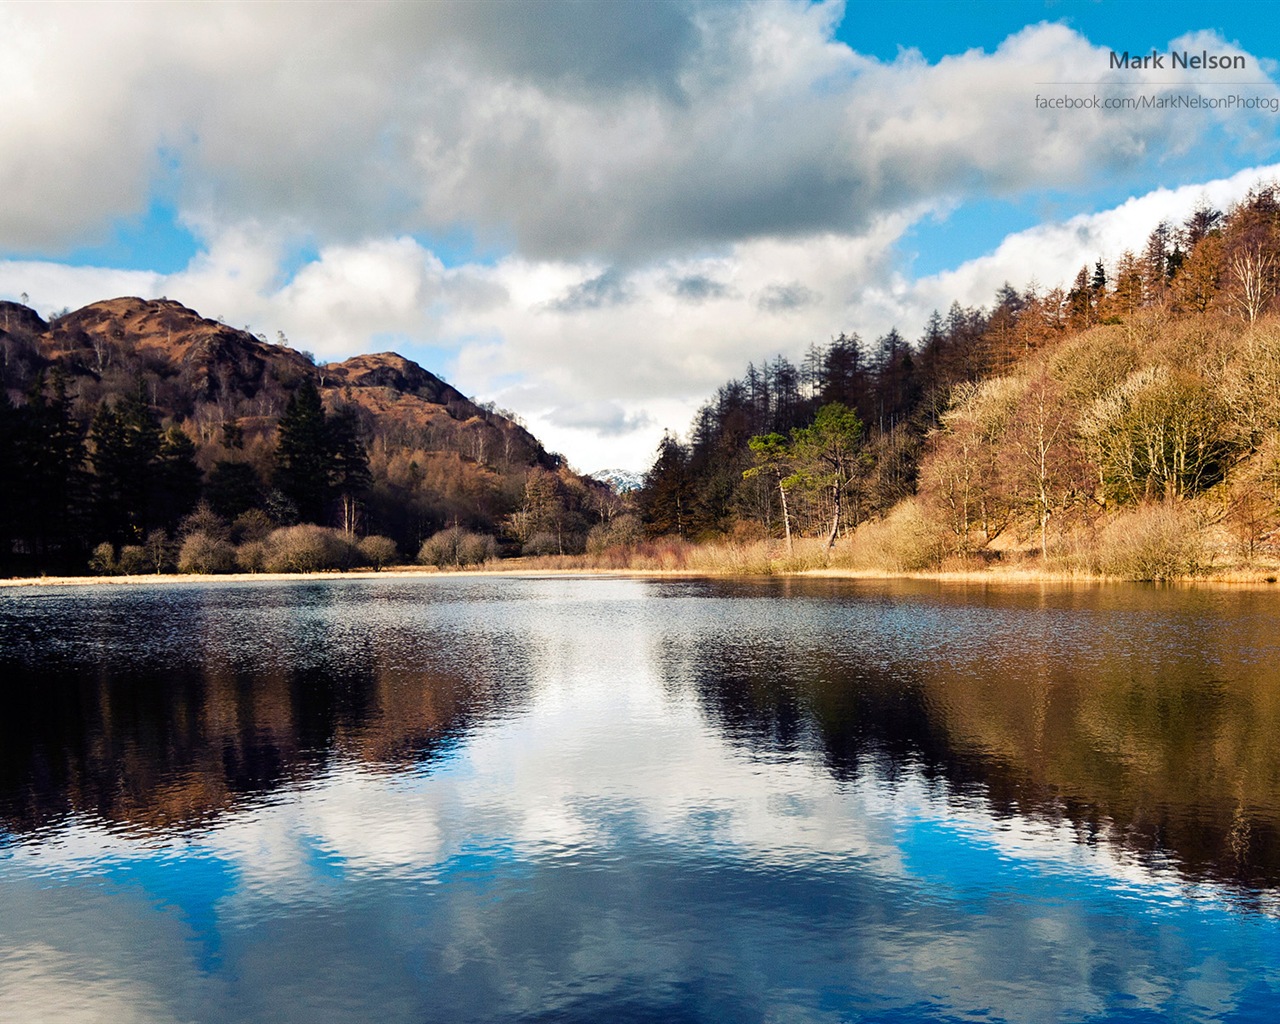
[2,575,1280,1022]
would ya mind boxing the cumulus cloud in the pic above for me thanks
[901,162,1280,330]
[670,274,733,301]
[542,399,655,436]
[1,4,1273,259]
[546,268,633,312]
[757,281,822,312]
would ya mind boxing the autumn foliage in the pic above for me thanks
[636,183,1280,578]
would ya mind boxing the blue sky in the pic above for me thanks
[841,0,1280,63]
[1,1,1278,470]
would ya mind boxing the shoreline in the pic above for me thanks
[3,562,1279,590]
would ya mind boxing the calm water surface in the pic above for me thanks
[2,575,1280,1022]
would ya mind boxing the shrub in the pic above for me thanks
[1095,503,1206,580]
[585,515,643,555]
[178,531,238,574]
[179,501,230,542]
[522,531,561,556]
[117,545,149,575]
[358,534,399,570]
[418,527,496,568]
[417,532,450,568]
[232,508,274,544]
[262,525,358,573]
[457,531,496,566]
[144,529,175,573]
[235,540,267,573]
[89,542,117,575]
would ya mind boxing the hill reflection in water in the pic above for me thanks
[4,577,1280,890]
[2,576,1280,1022]
[672,578,1280,896]
[0,579,536,834]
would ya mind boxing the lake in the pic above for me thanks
[2,575,1279,1022]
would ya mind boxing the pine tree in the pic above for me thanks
[89,388,163,544]
[328,407,371,535]
[19,370,88,567]
[786,403,867,550]
[274,377,331,524]
[155,426,201,531]
[639,433,694,538]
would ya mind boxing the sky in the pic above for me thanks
[2,1,1280,474]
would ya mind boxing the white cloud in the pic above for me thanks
[0,263,161,318]
[4,163,1278,472]
[1,4,1272,258]
[904,162,1280,330]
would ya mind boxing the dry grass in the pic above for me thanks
[830,501,948,573]
[11,496,1280,587]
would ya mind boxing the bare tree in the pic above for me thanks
[1228,245,1277,323]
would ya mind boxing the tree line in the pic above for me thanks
[0,370,374,574]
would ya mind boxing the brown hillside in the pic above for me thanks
[327,351,468,405]
[0,296,601,562]
[1,296,545,461]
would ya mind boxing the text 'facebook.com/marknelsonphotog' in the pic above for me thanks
[1035,93,1280,112]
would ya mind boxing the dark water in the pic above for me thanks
[2,575,1280,1022]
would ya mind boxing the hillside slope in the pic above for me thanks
[0,296,610,574]
[633,185,1280,579]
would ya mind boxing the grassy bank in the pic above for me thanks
[6,494,1279,589]
[8,529,1279,589]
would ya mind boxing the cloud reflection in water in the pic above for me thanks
[2,576,1280,1022]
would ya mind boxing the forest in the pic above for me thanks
[633,183,1280,579]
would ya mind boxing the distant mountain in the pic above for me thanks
[590,468,644,492]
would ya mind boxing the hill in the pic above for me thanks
[0,296,615,574]
[633,183,1280,579]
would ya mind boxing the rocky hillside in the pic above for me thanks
[0,296,611,573]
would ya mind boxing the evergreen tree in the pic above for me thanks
[155,427,201,531]
[821,333,869,419]
[744,432,795,554]
[273,379,371,530]
[768,355,803,433]
[328,406,372,535]
[207,461,264,520]
[786,403,867,550]
[1066,265,1094,329]
[639,433,694,538]
[274,377,331,523]
[90,388,163,544]
[0,392,21,571]
[18,371,88,568]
